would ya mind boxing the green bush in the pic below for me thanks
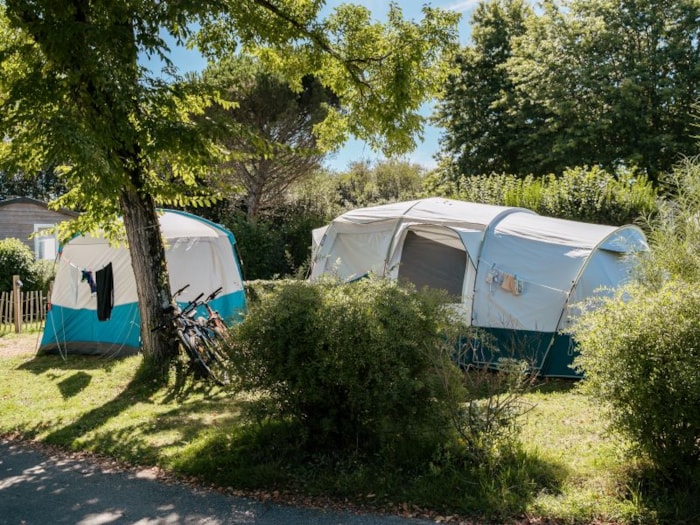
[572,281,700,479]
[226,278,466,464]
[223,196,331,280]
[448,166,657,226]
[0,238,38,292]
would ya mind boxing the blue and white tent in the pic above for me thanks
[310,198,648,377]
[40,210,246,356]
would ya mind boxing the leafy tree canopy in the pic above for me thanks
[436,0,532,178]
[200,55,337,220]
[0,1,459,234]
[438,0,700,182]
[0,1,460,367]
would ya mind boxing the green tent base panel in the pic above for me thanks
[460,327,582,379]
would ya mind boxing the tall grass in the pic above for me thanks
[431,166,658,226]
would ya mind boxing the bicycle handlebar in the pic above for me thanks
[181,292,204,316]
[205,287,223,302]
[172,283,190,299]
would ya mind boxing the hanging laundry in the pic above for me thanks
[81,269,96,294]
[501,272,524,296]
[95,263,114,321]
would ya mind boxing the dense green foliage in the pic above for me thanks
[0,237,52,292]
[226,278,465,463]
[426,165,658,226]
[573,281,700,479]
[572,158,700,484]
[438,0,700,181]
[436,0,532,177]
[201,57,335,220]
[224,200,328,280]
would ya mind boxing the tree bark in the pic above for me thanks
[119,176,174,372]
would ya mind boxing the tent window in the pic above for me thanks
[397,230,466,299]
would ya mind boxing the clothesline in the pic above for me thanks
[60,255,115,321]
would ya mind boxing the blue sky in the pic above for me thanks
[166,1,479,172]
[322,1,480,171]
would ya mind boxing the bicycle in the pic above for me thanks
[155,284,230,385]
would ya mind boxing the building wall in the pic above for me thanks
[0,199,76,259]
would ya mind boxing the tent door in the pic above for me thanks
[396,229,467,300]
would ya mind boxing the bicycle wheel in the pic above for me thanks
[200,325,230,363]
[196,332,230,386]
[177,329,212,380]
[182,325,228,386]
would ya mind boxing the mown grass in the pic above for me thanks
[0,334,695,524]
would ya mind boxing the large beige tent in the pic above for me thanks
[310,198,647,377]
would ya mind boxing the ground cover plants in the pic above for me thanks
[1,316,696,523]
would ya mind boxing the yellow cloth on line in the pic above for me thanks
[501,273,522,296]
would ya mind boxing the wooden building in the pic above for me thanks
[0,197,78,260]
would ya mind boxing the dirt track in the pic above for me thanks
[0,332,41,357]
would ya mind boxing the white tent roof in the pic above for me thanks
[311,198,647,323]
[334,198,529,229]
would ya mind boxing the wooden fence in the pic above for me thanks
[0,289,48,336]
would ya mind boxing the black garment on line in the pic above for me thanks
[96,263,114,321]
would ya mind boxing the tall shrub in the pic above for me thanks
[572,282,700,478]
[227,278,466,463]
[0,238,37,292]
[572,158,700,480]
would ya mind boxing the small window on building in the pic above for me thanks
[34,224,57,260]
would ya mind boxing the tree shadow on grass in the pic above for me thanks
[56,371,92,399]
[19,357,236,466]
[160,359,223,403]
[17,353,123,375]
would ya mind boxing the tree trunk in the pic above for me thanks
[246,181,263,222]
[119,179,174,373]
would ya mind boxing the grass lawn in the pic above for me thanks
[0,332,686,524]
